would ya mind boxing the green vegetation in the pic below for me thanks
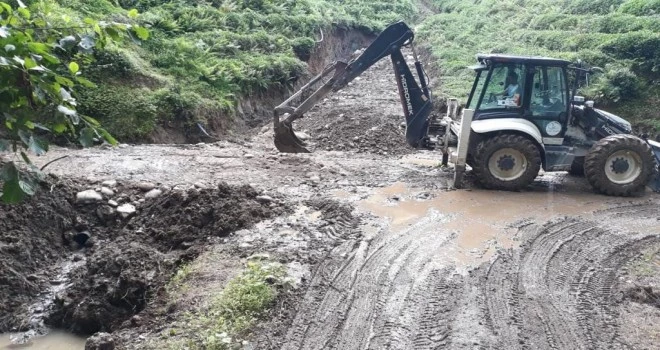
[417,0,659,128]
[37,0,416,143]
[163,260,289,350]
[0,0,146,202]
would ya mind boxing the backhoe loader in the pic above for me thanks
[273,21,660,196]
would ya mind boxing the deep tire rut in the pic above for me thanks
[280,203,660,349]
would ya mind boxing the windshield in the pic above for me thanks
[474,63,525,111]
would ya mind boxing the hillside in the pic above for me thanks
[8,0,659,142]
[44,0,416,141]
[417,0,659,131]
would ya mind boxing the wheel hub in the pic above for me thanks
[611,157,630,174]
[497,155,515,171]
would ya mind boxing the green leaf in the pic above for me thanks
[82,115,100,126]
[25,120,34,129]
[41,53,60,64]
[18,179,35,196]
[27,42,50,54]
[128,9,139,19]
[79,127,95,147]
[57,105,76,116]
[59,36,77,50]
[1,179,25,203]
[24,57,37,69]
[134,26,149,40]
[105,27,120,40]
[53,123,67,133]
[0,162,18,181]
[69,61,79,74]
[0,2,11,13]
[17,129,30,145]
[97,127,117,146]
[20,151,31,164]
[55,76,74,87]
[28,136,48,155]
[17,7,29,19]
[75,76,96,88]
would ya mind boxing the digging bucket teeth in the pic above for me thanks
[274,118,310,153]
[273,61,348,153]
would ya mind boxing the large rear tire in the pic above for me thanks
[584,134,655,196]
[472,134,542,191]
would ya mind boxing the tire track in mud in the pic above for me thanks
[280,200,659,350]
[479,203,660,350]
[282,212,464,350]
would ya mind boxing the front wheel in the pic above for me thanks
[472,134,542,191]
[584,134,656,196]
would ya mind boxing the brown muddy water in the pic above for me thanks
[0,332,84,349]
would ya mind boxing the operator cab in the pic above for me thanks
[467,54,572,141]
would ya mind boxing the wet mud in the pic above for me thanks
[2,29,658,350]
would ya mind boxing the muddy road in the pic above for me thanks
[3,47,659,349]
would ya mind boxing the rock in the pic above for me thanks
[244,153,255,159]
[100,187,114,196]
[118,143,129,149]
[85,332,115,350]
[137,182,156,192]
[96,205,117,223]
[76,190,102,203]
[116,204,136,218]
[256,195,273,203]
[145,189,162,199]
[101,180,117,187]
[309,175,321,182]
[193,182,207,189]
[295,132,311,141]
[108,200,118,207]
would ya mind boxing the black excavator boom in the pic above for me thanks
[273,21,433,153]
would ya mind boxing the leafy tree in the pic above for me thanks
[0,0,148,203]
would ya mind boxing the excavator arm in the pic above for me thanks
[274,21,433,153]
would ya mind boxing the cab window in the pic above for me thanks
[476,63,525,111]
[530,66,567,120]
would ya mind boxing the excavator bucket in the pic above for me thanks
[273,61,348,153]
[274,118,310,153]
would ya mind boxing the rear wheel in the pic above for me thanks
[584,134,655,196]
[472,134,542,191]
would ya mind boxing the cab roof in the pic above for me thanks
[476,54,572,67]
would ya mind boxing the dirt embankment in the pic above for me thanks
[0,178,281,337]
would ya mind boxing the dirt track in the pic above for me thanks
[3,42,660,349]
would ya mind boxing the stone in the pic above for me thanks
[116,204,136,218]
[137,182,156,191]
[76,190,102,203]
[145,189,162,199]
[100,187,114,196]
[256,195,273,203]
[96,205,117,223]
[101,180,117,187]
[295,132,311,141]
[244,153,255,159]
[85,332,115,350]
[108,200,118,207]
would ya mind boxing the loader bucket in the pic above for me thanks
[647,139,660,192]
[274,117,310,153]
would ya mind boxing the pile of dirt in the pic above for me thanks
[0,179,93,332]
[291,59,418,156]
[0,178,282,337]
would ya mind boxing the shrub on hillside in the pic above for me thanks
[586,65,642,103]
[78,85,158,141]
[565,0,625,14]
[619,0,660,16]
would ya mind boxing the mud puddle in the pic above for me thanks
[355,181,623,271]
[0,331,84,349]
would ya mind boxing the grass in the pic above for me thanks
[416,0,660,129]
[162,259,288,350]
[38,0,416,141]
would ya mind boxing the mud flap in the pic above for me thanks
[647,139,660,192]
